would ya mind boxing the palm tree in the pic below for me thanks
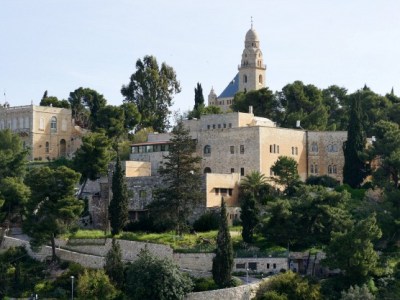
[240,171,268,199]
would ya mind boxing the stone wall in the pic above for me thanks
[185,281,263,300]
[63,238,173,261]
[234,257,287,274]
[174,253,214,271]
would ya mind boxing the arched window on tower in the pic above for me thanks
[243,75,247,83]
[259,74,263,84]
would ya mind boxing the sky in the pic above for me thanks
[1,0,400,115]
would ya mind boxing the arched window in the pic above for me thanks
[311,163,319,174]
[259,74,263,84]
[45,141,49,153]
[39,117,45,131]
[204,167,211,174]
[243,75,247,83]
[204,145,211,155]
[333,165,337,174]
[328,165,332,174]
[311,142,318,152]
[50,116,57,132]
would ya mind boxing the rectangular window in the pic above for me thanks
[161,144,166,151]
[215,188,219,195]
[241,168,244,176]
[207,125,210,130]
[236,263,246,269]
[295,147,298,155]
[248,262,257,270]
[218,124,221,128]
[270,145,273,153]
[273,263,277,269]
[228,123,232,128]
[240,145,244,154]
[213,124,216,129]
[223,123,226,128]
[221,188,228,195]
[267,263,270,269]
[230,146,234,154]
[277,145,280,153]
[231,168,235,173]
[228,189,233,196]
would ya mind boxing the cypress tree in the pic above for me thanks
[104,238,124,289]
[212,198,234,287]
[240,193,259,243]
[109,156,129,235]
[343,92,366,188]
[194,82,204,111]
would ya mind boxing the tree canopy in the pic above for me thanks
[125,248,193,299]
[151,121,202,234]
[121,55,181,132]
[23,166,83,260]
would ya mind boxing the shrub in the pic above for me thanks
[193,211,220,232]
[306,175,340,188]
[192,277,218,292]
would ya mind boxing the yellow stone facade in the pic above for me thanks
[129,112,347,209]
[0,104,84,160]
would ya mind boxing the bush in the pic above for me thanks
[193,211,220,232]
[124,214,175,233]
[306,175,340,188]
[192,277,218,292]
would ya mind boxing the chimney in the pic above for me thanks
[249,106,253,114]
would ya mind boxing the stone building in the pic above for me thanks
[208,24,266,112]
[0,104,85,160]
[127,112,347,221]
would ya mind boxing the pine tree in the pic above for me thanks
[212,198,234,287]
[104,238,124,289]
[109,156,129,235]
[152,121,202,235]
[343,92,366,188]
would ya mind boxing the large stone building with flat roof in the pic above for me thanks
[127,111,346,222]
[0,104,85,160]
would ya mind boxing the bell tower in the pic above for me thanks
[238,20,266,93]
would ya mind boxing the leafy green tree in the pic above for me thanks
[369,120,400,188]
[0,129,29,179]
[188,82,205,119]
[340,284,375,300]
[263,186,352,249]
[121,102,141,132]
[278,81,328,130]
[40,91,70,108]
[24,166,83,261]
[73,131,112,197]
[322,85,349,130]
[68,87,107,128]
[0,129,29,222]
[232,88,283,122]
[324,215,382,283]
[109,156,129,235]
[125,248,193,299]
[104,238,124,289]
[271,156,300,193]
[95,105,126,141]
[255,271,322,300]
[212,199,234,288]
[77,269,117,299]
[240,192,259,243]
[152,121,202,234]
[0,177,30,222]
[343,92,367,188]
[202,105,223,115]
[121,55,181,132]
